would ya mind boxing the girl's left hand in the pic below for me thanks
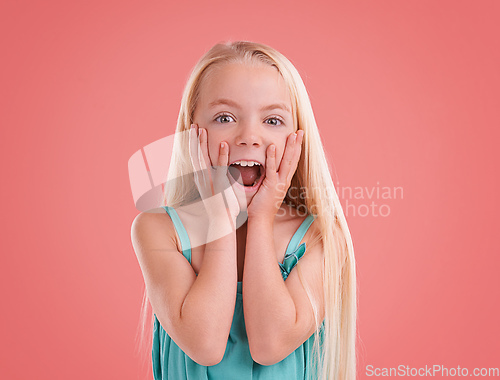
[247,130,304,220]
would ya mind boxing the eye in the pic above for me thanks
[214,113,235,123]
[265,117,284,126]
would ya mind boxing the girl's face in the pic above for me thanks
[192,62,295,202]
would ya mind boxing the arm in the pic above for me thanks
[242,216,325,366]
[131,206,237,366]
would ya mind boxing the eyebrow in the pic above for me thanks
[208,98,291,113]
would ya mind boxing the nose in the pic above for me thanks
[234,122,262,147]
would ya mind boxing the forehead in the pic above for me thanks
[198,62,292,110]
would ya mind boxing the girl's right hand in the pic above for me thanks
[189,124,244,223]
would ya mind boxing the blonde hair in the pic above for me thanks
[135,40,357,380]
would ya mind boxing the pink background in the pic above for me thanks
[1,0,499,379]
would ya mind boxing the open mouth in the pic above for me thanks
[228,160,265,188]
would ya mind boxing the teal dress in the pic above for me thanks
[152,206,324,379]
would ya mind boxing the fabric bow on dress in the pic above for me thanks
[278,242,307,281]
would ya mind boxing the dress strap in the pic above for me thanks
[162,206,192,264]
[284,214,315,256]
[279,214,316,280]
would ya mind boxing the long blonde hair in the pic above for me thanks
[135,40,357,380]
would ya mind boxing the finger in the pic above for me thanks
[266,144,277,180]
[198,128,211,170]
[278,132,297,182]
[224,155,246,212]
[285,130,304,184]
[215,141,231,191]
[198,128,215,195]
[189,124,200,173]
[217,141,229,168]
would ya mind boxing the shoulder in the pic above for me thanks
[131,207,178,254]
[276,203,322,249]
[131,207,171,230]
[275,203,307,226]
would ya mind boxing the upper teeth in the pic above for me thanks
[233,160,260,167]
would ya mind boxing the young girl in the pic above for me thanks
[132,41,357,379]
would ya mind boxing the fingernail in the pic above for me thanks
[220,142,224,149]
[198,128,202,137]
[190,124,195,129]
